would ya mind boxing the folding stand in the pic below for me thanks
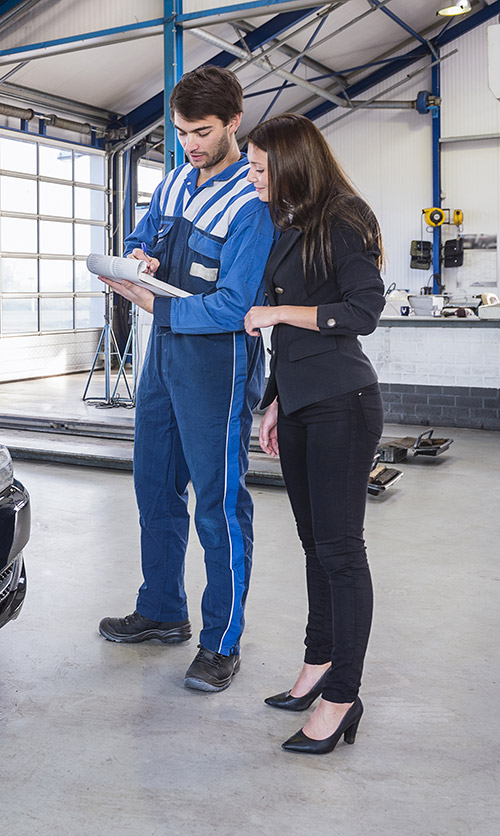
[111,302,137,404]
[82,288,133,407]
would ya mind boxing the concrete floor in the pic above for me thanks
[1,416,499,834]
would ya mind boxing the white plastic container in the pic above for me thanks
[408,294,446,317]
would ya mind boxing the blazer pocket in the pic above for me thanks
[288,336,337,362]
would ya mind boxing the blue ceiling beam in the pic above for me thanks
[369,0,430,49]
[305,0,500,122]
[259,13,327,122]
[119,91,164,135]
[177,0,318,22]
[204,6,320,68]
[121,6,320,134]
[0,19,164,59]
[0,0,28,14]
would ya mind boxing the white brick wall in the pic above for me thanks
[360,323,500,388]
[0,331,102,382]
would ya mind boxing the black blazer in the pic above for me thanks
[260,223,386,415]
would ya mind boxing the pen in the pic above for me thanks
[140,242,148,254]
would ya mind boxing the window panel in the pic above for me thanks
[1,258,37,292]
[40,297,74,330]
[39,260,73,293]
[0,137,36,174]
[75,295,105,328]
[39,220,73,255]
[74,224,105,255]
[2,297,38,333]
[0,176,37,214]
[74,152,105,185]
[138,162,163,196]
[75,260,103,292]
[39,181,72,217]
[0,217,37,252]
[0,135,107,336]
[75,187,105,221]
[39,145,72,180]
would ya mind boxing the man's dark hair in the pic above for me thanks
[169,67,243,125]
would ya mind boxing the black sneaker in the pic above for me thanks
[184,644,241,692]
[98,611,191,644]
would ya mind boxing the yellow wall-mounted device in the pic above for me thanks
[453,209,463,226]
[423,207,446,227]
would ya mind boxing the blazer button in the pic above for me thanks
[326,317,336,328]
[275,286,285,294]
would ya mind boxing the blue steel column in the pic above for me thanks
[164,0,184,170]
[431,54,441,293]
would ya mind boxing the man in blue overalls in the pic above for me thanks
[98,67,276,693]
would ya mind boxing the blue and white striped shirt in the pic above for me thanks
[124,155,276,334]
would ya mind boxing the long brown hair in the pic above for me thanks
[247,113,383,282]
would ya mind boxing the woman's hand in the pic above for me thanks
[259,399,279,457]
[98,276,155,314]
[244,306,280,336]
[127,248,160,276]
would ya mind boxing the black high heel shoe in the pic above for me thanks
[281,696,363,754]
[264,667,332,711]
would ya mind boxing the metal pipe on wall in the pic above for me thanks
[0,99,98,135]
[45,114,92,134]
[0,101,34,120]
[431,54,442,294]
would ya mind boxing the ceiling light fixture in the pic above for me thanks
[437,0,471,16]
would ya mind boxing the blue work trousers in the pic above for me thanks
[133,326,263,656]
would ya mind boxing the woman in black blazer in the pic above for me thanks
[245,114,385,755]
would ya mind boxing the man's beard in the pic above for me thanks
[189,131,231,169]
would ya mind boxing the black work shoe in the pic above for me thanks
[98,611,191,644]
[184,644,240,692]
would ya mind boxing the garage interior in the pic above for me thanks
[1,2,499,835]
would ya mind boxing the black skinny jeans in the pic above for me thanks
[277,382,384,703]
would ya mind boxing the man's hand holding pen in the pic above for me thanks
[127,245,160,276]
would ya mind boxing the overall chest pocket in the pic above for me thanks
[154,219,175,245]
[188,229,223,284]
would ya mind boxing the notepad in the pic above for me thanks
[86,254,191,298]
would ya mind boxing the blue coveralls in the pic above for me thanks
[124,156,276,656]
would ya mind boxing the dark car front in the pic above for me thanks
[0,445,30,629]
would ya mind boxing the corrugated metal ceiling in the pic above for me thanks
[0,0,495,135]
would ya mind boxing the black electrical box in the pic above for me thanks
[444,238,464,268]
[410,240,432,270]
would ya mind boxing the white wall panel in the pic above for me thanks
[441,23,500,139]
[318,61,433,294]
[441,139,500,295]
[316,20,500,299]
[439,21,500,296]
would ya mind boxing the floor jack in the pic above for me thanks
[377,429,454,463]
[368,454,404,496]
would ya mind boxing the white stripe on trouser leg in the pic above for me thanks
[218,333,237,653]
